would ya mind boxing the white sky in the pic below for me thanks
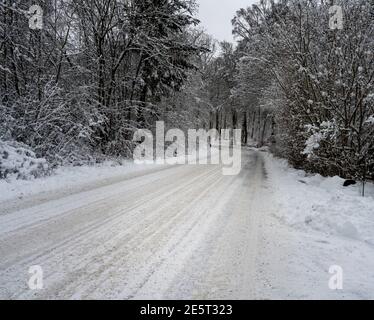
[196,0,258,43]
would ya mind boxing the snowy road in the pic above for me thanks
[0,149,269,299]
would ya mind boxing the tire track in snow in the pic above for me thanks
[0,165,222,298]
[0,150,269,300]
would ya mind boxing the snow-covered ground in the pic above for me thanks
[257,151,374,299]
[0,148,373,299]
[0,160,166,214]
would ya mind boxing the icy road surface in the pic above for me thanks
[0,149,269,299]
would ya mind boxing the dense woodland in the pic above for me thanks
[0,0,373,183]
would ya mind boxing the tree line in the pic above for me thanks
[0,0,208,175]
[203,0,373,184]
[1,0,373,184]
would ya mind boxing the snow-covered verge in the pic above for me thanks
[0,140,49,180]
[258,152,374,299]
[0,160,160,206]
[264,153,374,243]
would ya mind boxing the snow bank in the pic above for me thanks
[0,140,49,180]
[0,160,161,204]
[257,152,374,299]
[263,153,374,244]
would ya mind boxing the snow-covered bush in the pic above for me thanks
[302,122,336,159]
[0,140,49,180]
[1,82,108,166]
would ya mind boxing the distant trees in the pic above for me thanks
[158,29,216,132]
[205,42,237,133]
[232,0,374,182]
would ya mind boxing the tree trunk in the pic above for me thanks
[242,111,248,145]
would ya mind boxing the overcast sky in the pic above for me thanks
[196,0,258,43]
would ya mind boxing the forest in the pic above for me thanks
[1,0,373,184]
